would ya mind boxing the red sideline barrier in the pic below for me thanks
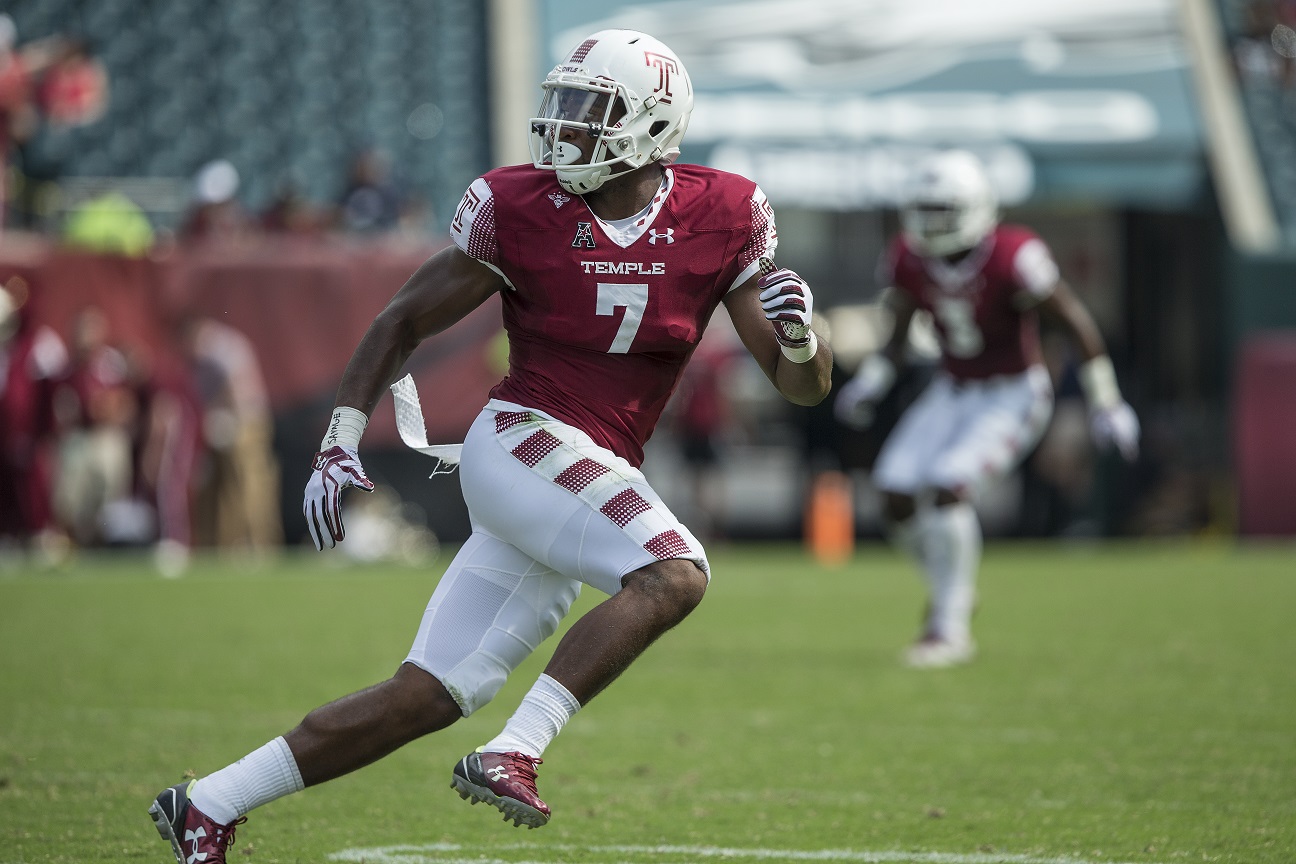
[1233,331,1296,536]
[0,235,505,447]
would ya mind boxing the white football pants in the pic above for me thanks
[405,400,709,715]
[873,366,1054,498]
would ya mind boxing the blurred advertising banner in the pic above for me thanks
[538,0,1204,207]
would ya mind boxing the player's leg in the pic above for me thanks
[907,367,1053,666]
[450,403,710,826]
[900,488,982,667]
[150,532,540,863]
[873,375,968,660]
[150,670,458,864]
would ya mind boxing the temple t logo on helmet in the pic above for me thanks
[900,150,999,258]
[529,29,694,195]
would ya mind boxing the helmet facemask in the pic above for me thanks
[530,79,632,194]
[900,151,999,257]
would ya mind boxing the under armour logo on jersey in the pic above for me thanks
[572,222,596,248]
[548,191,570,209]
[648,228,675,245]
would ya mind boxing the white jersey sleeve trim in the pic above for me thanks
[728,184,778,293]
[1012,237,1059,307]
[450,177,514,289]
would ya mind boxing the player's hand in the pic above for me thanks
[1090,401,1140,461]
[833,354,896,430]
[758,268,813,349]
[303,445,374,550]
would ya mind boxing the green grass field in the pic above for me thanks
[1,541,1293,864]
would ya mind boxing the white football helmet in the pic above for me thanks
[530,30,693,194]
[900,150,998,257]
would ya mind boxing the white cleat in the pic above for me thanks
[903,637,976,669]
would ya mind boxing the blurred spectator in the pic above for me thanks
[180,159,253,244]
[124,343,204,577]
[1233,0,1295,88]
[34,36,108,128]
[0,15,63,232]
[181,315,282,554]
[337,147,403,232]
[61,187,154,256]
[260,178,327,235]
[0,275,67,559]
[51,306,137,547]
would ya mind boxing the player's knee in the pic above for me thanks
[391,662,463,735]
[884,492,917,523]
[622,559,708,626]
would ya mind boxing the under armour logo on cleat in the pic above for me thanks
[184,827,208,863]
[487,766,510,782]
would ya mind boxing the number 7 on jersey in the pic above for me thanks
[596,282,649,353]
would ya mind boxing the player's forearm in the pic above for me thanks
[333,309,422,417]
[773,334,834,405]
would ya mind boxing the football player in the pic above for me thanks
[834,149,1138,669]
[149,29,832,863]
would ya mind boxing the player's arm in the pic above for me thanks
[833,287,916,430]
[304,246,504,550]
[723,270,833,406]
[1036,278,1139,460]
[334,245,504,415]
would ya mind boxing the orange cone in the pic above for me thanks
[805,470,855,567]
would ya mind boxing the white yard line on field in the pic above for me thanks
[328,842,1170,864]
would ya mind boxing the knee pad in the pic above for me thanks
[404,535,581,715]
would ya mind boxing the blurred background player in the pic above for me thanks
[834,149,1139,669]
[149,28,831,864]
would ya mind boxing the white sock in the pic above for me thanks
[190,737,304,825]
[482,674,581,759]
[916,502,982,645]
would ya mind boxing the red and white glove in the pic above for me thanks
[758,268,817,361]
[1090,402,1140,461]
[303,444,374,550]
[1079,356,1139,461]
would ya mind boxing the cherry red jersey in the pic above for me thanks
[882,224,1060,380]
[451,164,776,465]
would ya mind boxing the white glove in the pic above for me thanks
[1090,401,1140,461]
[834,354,897,430]
[303,444,375,550]
[758,268,814,352]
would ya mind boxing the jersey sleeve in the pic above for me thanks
[1011,237,1060,307]
[727,184,778,292]
[449,177,509,282]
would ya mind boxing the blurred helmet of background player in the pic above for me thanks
[899,149,999,258]
[148,28,833,864]
[834,149,1139,669]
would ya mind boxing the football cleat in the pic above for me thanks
[148,780,246,864]
[451,749,550,828]
[903,636,976,669]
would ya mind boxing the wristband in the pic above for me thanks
[1078,356,1122,410]
[780,331,819,363]
[321,406,369,450]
